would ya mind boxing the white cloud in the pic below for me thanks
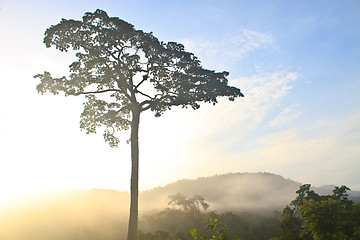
[183,29,274,57]
[178,28,296,133]
[226,112,360,188]
[135,70,300,189]
[270,104,301,126]
[181,28,274,69]
[234,71,298,128]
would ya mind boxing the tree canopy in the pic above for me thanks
[275,184,360,240]
[35,9,243,147]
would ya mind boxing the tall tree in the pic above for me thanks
[35,9,244,240]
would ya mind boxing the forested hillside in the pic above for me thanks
[140,172,360,213]
[140,172,302,213]
[0,173,359,239]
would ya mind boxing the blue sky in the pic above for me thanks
[0,0,359,205]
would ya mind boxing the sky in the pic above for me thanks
[0,0,359,206]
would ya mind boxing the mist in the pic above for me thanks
[1,172,359,239]
[140,172,301,214]
[0,189,129,239]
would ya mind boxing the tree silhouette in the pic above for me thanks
[168,193,209,229]
[35,9,244,240]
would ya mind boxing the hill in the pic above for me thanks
[140,172,360,213]
[1,172,359,239]
[140,172,302,214]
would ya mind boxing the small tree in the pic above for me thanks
[168,193,209,229]
[35,9,244,240]
[168,193,210,213]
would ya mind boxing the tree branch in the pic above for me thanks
[156,94,177,103]
[135,75,148,89]
[118,104,131,113]
[141,104,152,112]
[72,89,121,96]
[139,93,178,112]
[135,89,153,100]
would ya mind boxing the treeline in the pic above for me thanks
[139,193,281,240]
[138,185,360,240]
[1,184,359,239]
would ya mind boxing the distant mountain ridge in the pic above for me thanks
[140,172,302,213]
[2,172,359,214]
[141,172,359,213]
[140,172,359,213]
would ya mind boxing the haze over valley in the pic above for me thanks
[1,173,359,239]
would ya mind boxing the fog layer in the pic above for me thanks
[1,173,359,239]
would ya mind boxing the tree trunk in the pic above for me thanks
[127,108,140,240]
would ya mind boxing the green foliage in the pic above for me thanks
[137,230,171,240]
[277,206,303,240]
[212,211,281,240]
[276,184,360,240]
[139,194,210,238]
[299,198,348,239]
[140,194,282,240]
[140,208,195,237]
[190,217,235,240]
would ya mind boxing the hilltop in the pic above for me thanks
[140,172,301,213]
